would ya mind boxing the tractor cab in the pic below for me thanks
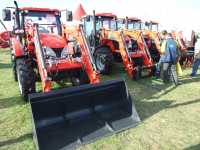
[82,12,117,49]
[82,13,117,37]
[2,7,66,57]
[3,7,63,35]
[21,8,62,35]
[142,21,159,32]
[117,17,142,30]
[95,13,117,30]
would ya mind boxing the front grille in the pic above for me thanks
[52,48,63,58]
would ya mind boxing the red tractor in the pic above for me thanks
[2,1,140,149]
[81,12,156,79]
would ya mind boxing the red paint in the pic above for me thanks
[96,13,116,18]
[11,38,25,57]
[0,31,10,48]
[40,33,66,48]
[46,59,83,72]
[20,7,59,13]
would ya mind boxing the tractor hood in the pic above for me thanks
[39,33,66,48]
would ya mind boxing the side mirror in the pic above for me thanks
[2,9,11,21]
[66,11,72,21]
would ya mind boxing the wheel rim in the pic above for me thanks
[96,54,106,71]
[17,70,23,95]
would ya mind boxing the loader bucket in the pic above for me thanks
[29,79,140,150]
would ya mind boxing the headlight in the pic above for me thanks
[44,46,57,58]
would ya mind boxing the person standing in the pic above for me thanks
[156,30,168,76]
[162,33,181,84]
[190,34,200,77]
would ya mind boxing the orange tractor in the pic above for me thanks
[142,21,161,63]
[2,1,140,149]
[81,12,156,79]
[118,17,158,75]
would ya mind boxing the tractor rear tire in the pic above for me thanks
[94,47,113,75]
[13,64,18,81]
[16,58,36,101]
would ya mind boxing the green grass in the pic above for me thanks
[0,48,200,150]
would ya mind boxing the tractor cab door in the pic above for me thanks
[82,15,101,48]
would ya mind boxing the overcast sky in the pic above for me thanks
[0,0,199,33]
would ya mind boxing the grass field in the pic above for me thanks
[0,48,200,150]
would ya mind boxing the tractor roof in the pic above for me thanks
[95,13,117,18]
[149,20,159,25]
[19,7,60,13]
[127,17,141,22]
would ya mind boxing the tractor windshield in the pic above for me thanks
[24,11,61,34]
[128,21,141,30]
[102,18,116,30]
[96,17,117,30]
[151,24,158,32]
[141,22,150,30]
[117,19,125,29]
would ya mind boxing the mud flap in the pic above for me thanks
[29,79,140,150]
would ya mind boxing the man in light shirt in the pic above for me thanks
[191,33,200,77]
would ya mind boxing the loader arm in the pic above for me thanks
[108,30,134,78]
[124,30,154,67]
[64,25,100,84]
[33,24,52,92]
[153,32,161,52]
[79,25,100,83]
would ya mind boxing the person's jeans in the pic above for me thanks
[156,55,165,73]
[163,62,178,84]
[191,58,200,76]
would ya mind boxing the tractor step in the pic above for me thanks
[29,79,140,150]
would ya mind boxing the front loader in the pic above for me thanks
[81,12,156,79]
[117,17,158,76]
[2,1,140,150]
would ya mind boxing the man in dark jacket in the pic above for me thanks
[162,33,181,84]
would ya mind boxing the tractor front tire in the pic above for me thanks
[94,47,113,75]
[16,58,36,101]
